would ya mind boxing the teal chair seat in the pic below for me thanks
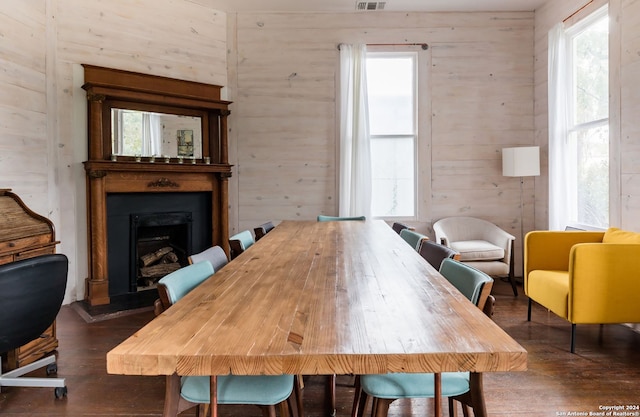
[181,374,294,405]
[360,372,469,399]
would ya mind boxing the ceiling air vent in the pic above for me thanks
[356,1,386,11]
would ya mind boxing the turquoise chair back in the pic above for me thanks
[230,230,255,251]
[189,246,228,272]
[317,215,366,222]
[158,260,214,304]
[399,229,428,251]
[438,258,492,305]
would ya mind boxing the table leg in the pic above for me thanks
[163,374,181,417]
[210,375,218,417]
[434,373,441,417]
[469,372,487,417]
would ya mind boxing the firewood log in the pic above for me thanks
[139,262,180,278]
[139,247,174,267]
[160,252,179,264]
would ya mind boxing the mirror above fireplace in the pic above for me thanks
[111,109,203,159]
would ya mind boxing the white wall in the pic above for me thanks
[5,0,640,300]
[227,11,536,273]
[0,0,228,303]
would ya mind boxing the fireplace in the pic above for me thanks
[107,193,211,297]
[82,65,231,306]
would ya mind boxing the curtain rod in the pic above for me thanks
[563,0,594,22]
[337,43,428,50]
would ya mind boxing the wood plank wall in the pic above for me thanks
[0,0,228,303]
[0,1,48,213]
[228,11,536,271]
[3,0,640,301]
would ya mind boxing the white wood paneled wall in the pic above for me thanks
[0,1,49,214]
[0,0,228,303]
[3,0,640,300]
[228,11,536,256]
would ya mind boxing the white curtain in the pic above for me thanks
[548,23,571,230]
[142,113,162,156]
[339,44,372,218]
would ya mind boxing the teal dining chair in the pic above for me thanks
[228,230,255,259]
[399,228,429,251]
[188,245,228,272]
[154,260,214,314]
[317,215,366,221]
[351,259,494,417]
[154,262,302,417]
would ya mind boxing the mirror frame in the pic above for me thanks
[107,101,208,160]
[82,64,231,164]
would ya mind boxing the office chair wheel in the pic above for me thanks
[55,386,68,399]
[46,362,58,375]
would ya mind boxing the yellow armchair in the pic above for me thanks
[524,229,640,353]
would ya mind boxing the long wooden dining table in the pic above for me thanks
[107,220,527,417]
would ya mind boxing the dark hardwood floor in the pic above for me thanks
[1,278,639,416]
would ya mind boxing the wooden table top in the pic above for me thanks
[107,220,527,377]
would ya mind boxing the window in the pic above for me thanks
[550,7,609,230]
[567,8,609,229]
[366,53,417,218]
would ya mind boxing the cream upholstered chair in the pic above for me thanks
[434,216,517,296]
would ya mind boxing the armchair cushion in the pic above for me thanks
[603,227,640,243]
[450,240,504,261]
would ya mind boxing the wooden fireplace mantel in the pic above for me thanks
[82,65,232,306]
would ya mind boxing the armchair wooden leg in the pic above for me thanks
[527,298,532,321]
[571,324,576,353]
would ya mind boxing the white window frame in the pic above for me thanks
[564,6,609,230]
[365,46,431,222]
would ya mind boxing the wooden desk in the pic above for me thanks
[107,220,527,415]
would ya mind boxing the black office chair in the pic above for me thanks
[0,254,68,398]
